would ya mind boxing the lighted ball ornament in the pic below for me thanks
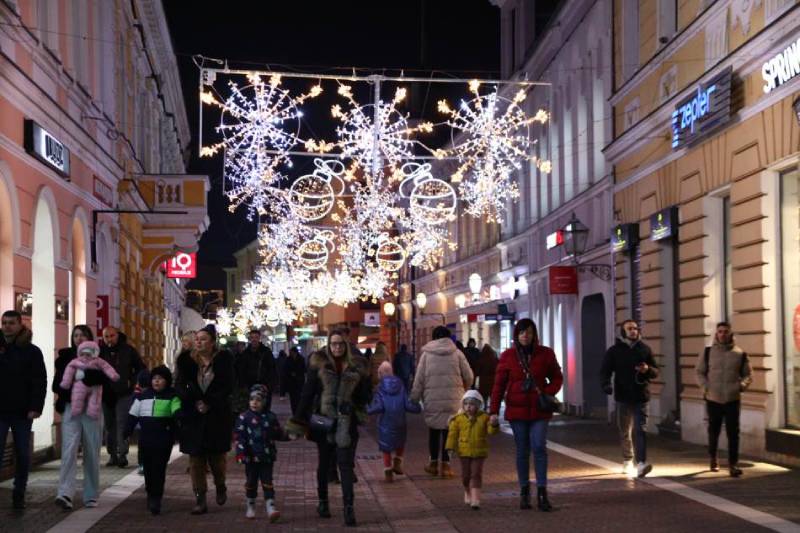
[372,234,406,272]
[400,162,456,226]
[289,159,345,222]
[296,230,335,271]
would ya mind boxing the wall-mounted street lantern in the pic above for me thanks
[415,292,427,310]
[468,273,483,296]
[383,301,396,316]
[562,212,611,282]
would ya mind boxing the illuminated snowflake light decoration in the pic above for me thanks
[215,307,233,336]
[333,85,432,179]
[439,81,550,222]
[200,73,323,219]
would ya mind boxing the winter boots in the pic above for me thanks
[519,485,532,509]
[215,484,227,505]
[344,504,357,527]
[190,491,207,515]
[392,456,404,475]
[537,487,553,512]
[384,468,394,482]
[439,462,454,478]
[317,499,332,518]
[424,459,438,476]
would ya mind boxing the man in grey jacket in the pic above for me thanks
[695,321,752,477]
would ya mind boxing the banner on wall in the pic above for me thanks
[96,295,109,332]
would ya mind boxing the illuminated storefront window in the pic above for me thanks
[781,167,800,428]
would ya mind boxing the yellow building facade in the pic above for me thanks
[608,0,800,461]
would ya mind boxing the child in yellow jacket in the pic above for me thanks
[446,389,499,510]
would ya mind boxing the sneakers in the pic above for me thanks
[245,498,256,519]
[470,488,481,510]
[622,460,635,478]
[729,465,743,478]
[85,499,98,508]
[710,457,719,472]
[392,456,404,475]
[637,462,653,478]
[137,464,145,476]
[464,490,471,506]
[266,499,280,523]
[424,459,438,476]
[55,495,73,511]
[384,468,394,482]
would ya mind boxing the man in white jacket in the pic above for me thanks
[695,321,752,477]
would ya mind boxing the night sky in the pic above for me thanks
[162,1,501,288]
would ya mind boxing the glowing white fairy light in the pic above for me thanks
[215,307,233,336]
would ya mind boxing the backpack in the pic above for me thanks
[703,346,748,377]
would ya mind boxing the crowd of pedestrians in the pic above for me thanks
[0,307,754,526]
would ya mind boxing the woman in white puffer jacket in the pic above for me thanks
[411,325,474,478]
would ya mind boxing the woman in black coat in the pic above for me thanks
[286,329,371,527]
[174,325,234,515]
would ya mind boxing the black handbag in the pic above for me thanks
[518,349,560,413]
[309,413,336,443]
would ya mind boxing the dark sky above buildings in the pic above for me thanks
[163,1,506,287]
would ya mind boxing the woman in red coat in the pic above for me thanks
[490,318,563,512]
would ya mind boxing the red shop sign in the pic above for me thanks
[166,253,197,279]
[549,266,578,295]
[96,295,109,333]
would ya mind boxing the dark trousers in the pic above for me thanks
[707,400,740,465]
[245,461,275,499]
[317,435,358,506]
[617,402,648,463]
[288,388,301,416]
[141,445,172,499]
[0,415,32,494]
[428,428,450,462]
[103,394,131,457]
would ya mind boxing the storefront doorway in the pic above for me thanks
[581,293,607,417]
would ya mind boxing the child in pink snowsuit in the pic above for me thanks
[60,341,119,420]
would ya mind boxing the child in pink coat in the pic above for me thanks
[60,341,119,419]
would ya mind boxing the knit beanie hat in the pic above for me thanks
[462,389,484,409]
[77,341,100,358]
[150,365,173,387]
[250,384,269,402]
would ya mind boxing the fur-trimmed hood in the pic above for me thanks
[309,350,369,377]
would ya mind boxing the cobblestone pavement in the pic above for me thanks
[3,400,799,532]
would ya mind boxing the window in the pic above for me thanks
[780,168,800,427]
[657,0,677,47]
[37,0,58,52]
[621,0,640,80]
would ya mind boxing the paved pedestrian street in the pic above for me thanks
[2,399,798,533]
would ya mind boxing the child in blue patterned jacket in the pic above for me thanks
[234,384,290,521]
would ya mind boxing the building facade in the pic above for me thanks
[608,0,800,460]
[397,0,615,416]
[0,0,208,454]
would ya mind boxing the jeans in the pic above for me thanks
[428,428,450,462]
[509,419,549,488]
[617,402,647,463]
[707,400,740,465]
[0,415,32,494]
[103,394,132,458]
[317,434,358,506]
[57,405,103,502]
[245,461,275,499]
[189,453,226,495]
[141,446,172,499]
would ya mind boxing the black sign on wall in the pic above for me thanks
[24,119,71,178]
[611,223,639,254]
[671,66,733,150]
[650,206,679,241]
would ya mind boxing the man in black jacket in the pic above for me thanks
[235,330,277,409]
[601,319,659,479]
[101,326,144,468]
[0,310,46,510]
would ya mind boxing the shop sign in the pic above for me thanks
[671,67,732,149]
[650,206,678,241]
[93,176,114,207]
[467,313,478,323]
[611,223,639,253]
[548,266,578,295]
[166,252,197,279]
[484,314,498,322]
[546,230,564,250]
[96,295,109,332]
[762,36,800,94]
[24,119,70,177]
[363,312,380,327]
